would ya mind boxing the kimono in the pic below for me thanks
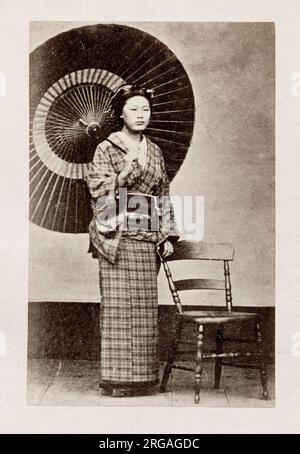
[85,131,179,388]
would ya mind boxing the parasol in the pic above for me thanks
[30,23,195,233]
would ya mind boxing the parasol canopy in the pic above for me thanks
[30,23,195,233]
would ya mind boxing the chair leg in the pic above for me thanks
[255,320,269,400]
[194,324,204,404]
[160,316,183,393]
[214,325,224,389]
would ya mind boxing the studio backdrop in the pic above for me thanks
[29,21,275,309]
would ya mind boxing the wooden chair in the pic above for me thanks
[158,240,269,404]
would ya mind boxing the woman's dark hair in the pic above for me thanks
[111,84,155,126]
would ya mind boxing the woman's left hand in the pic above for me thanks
[162,240,174,258]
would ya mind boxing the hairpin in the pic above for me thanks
[112,84,155,99]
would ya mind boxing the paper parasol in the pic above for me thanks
[30,23,195,233]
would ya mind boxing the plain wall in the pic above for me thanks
[29,21,275,307]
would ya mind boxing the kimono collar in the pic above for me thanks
[109,131,148,169]
[114,131,147,154]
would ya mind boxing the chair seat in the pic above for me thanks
[181,310,261,324]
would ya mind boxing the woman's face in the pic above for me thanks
[121,95,151,133]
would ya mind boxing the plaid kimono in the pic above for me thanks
[85,132,179,264]
[85,132,179,386]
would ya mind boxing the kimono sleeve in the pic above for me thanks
[157,150,180,246]
[85,143,118,198]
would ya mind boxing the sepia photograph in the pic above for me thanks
[27,20,275,408]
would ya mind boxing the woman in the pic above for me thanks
[85,84,179,397]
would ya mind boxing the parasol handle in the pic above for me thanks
[79,118,101,138]
[156,247,183,315]
[79,119,88,127]
[79,118,127,154]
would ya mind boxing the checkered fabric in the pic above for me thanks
[98,237,159,385]
[85,132,179,264]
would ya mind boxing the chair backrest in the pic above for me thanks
[167,241,235,262]
[160,241,235,315]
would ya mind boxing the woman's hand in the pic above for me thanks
[118,150,139,186]
[125,148,139,165]
[161,239,174,258]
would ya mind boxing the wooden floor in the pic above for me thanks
[27,359,275,407]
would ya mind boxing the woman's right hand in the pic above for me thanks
[125,148,139,163]
[118,149,139,185]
